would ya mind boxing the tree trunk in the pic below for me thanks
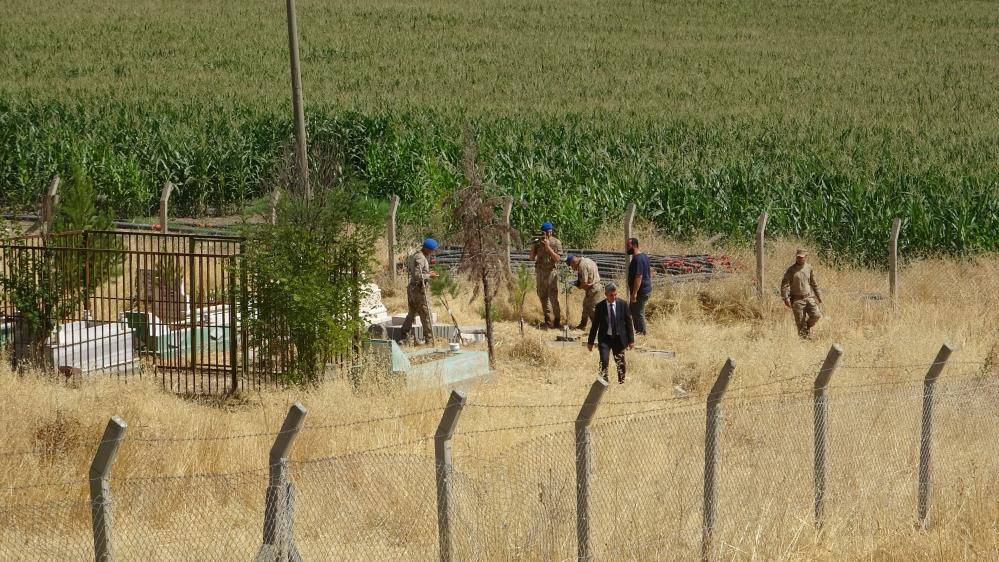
[482,272,495,368]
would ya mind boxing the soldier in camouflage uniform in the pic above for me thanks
[781,248,823,338]
[529,222,563,329]
[566,254,601,330]
[398,238,439,345]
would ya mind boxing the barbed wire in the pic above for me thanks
[128,407,441,444]
[837,360,987,370]
[293,435,435,466]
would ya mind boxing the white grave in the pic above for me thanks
[49,319,136,374]
[360,283,392,326]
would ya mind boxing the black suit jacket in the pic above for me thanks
[587,298,636,348]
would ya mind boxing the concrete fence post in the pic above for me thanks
[575,377,608,562]
[624,203,636,268]
[89,416,127,562]
[918,343,953,527]
[39,175,61,236]
[755,212,768,299]
[388,195,400,283]
[702,358,735,561]
[159,182,174,233]
[889,218,901,303]
[503,196,514,273]
[813,343,843,528]
[268,189,281,225]
[435,390,467,562]
[254,403,307,562]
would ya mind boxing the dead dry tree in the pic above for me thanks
[452,129,514,368]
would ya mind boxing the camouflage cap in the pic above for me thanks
[795,248,808,257]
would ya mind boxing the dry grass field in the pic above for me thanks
[1,231,997,560]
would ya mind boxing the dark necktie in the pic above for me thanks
[610,302,616,337]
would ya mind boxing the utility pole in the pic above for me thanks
[286,0,310,199]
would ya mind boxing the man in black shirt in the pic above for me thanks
[626,238,653,335]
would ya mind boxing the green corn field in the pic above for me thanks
[1,0,997,262]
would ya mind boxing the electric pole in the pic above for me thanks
[286,0,310,199]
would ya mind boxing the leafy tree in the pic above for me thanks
[0,165,119,366]
[242,143,382,384]
[510,264,533,336]
[429,265,462,342]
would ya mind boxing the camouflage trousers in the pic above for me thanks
[536,268,562,328]
[578,286,602,329]
[400,283,434,344]
[792,297,821,338]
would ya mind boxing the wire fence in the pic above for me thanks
[1,352,996,561]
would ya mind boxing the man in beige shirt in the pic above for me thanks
[398,238,439,345]
[566,254,601,330]
[781,248,823,338]
[529,222,563,329]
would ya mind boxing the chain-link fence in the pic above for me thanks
[1,351,996,561]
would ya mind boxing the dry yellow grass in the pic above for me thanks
[1,232,997,560]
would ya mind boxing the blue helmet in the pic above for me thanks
[423,238,439,250]
[565,253,576,265]
[540,222,554,232]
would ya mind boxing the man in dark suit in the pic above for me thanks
[587,283,636,383]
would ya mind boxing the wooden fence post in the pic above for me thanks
[702,358,736,561]
[285,0,310,200]
[435,390,467,562]
[388,195,400,284]
[255,403,307,562]
[90,416,127,562]
[575,377,608,562]
[917,343,953,527]
[624,203,636,267]
[159,182,174,233]
[813,343,843,528]
[889,218,901,303]
[755,212,768,299]
[503,196,514,273]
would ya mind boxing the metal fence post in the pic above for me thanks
[755,212,768,299]
[228,256,238,392]
[90,416,127,562]
[83,230,92,315]
[388,194,399,284]
[159,182,174,233]
[254,403,307,562]
[239,258,251,383]
[435,390,467,562]
[889,218,901,303]
[702,358,735,561]
[813,344,843,528]
[575,377,608,562]
[188,236,198,381]
[918,343,953,526]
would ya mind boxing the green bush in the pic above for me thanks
[240,171,382,385]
